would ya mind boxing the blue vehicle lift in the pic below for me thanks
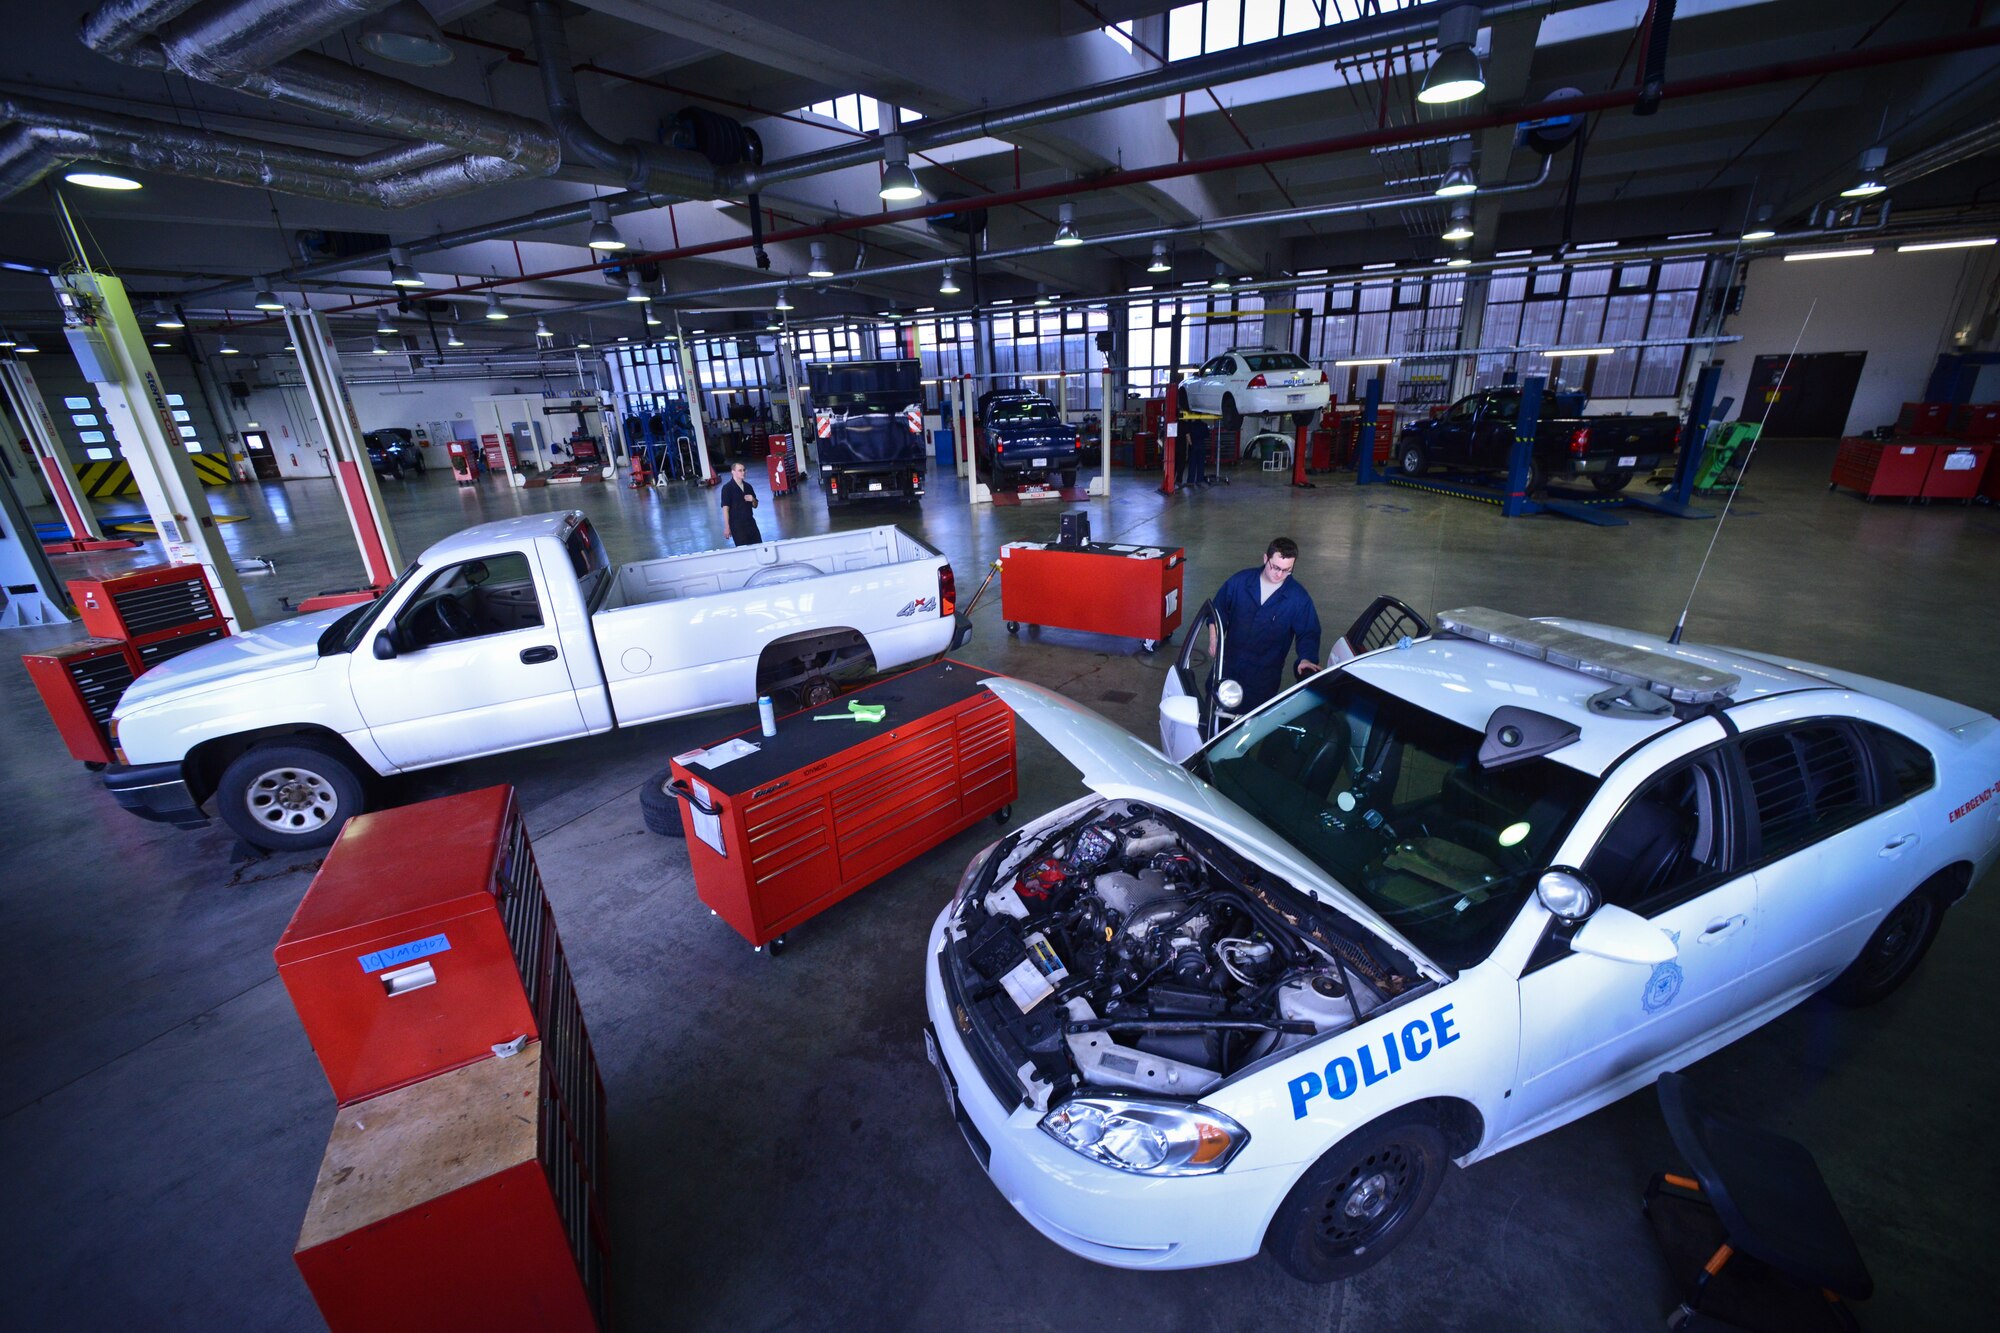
[1358,369,1723,525]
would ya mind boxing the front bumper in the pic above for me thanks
[102,762,208,828]
[922,905,1289,1270]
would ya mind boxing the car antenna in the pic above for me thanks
[1667,299,1815,645]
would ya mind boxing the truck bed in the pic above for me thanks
[601,526,928,608]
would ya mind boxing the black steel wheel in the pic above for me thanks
[1826,888,1943,1006]
[1263,1113,1450,1283]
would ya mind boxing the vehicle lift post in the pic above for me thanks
[1291,415,1314,489]
[1158,380,1178,496]
[1088,368,1113,497]
[672,315,716,487]
[1500,376,1546,518]
[1,357,134,552]
[1354,377,1386,486]
[1615,363,1721,520]
[0,396,71,626]
[283,307,402,590]
[50,266,255,630]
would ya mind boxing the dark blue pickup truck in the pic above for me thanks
[1394,388,1680,494]
[975,390,1086,488]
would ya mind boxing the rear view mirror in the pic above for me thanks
[1570,903,1677,967]
[1160,695,1200,728]
[373,630,399,660]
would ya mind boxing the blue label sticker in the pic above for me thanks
[357,933,451,974]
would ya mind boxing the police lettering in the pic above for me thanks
[1287,1003,1461,1119]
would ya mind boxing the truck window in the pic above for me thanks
[990,399,1058,423]
[400,553,545,649]
[566,519,612,610]
[1487,396,1520,424]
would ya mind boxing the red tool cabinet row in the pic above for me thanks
[1829,438,1992,502]
[277,787,607,1331]
[673,659,1017,948]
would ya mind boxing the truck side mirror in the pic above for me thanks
[373,629,399,660]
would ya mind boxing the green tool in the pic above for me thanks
[814,701,886,723]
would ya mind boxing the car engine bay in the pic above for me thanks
[944,800,1432,1110]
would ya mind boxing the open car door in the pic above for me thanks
[1158,599,1224,763]
[1325,594,1430,668]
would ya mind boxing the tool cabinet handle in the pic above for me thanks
[665,777,721,816]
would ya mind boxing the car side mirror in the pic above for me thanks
[1569,903,1678,967]
[373,629,400,660]
[1160,695,1200,728]
[1216,679,1244,710]
[1535,867,1599,923]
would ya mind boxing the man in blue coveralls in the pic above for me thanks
[1211,536,1322,713]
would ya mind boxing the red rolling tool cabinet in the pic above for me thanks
[293,1040,605,1332]
[1949,403,2000,440]
[69,563,230,669]
[1921,442,1991,501]
[22,637,135,764]
[999,539,1185,650]
[1829,438,1936,501]
[1896,401,1953,435]
[669,659,1016,951]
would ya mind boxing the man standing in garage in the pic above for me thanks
[719,460,763,546]
[1211,536,1321,713]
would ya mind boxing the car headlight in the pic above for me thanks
[1040,1097,1248,1176]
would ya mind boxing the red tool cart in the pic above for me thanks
[766,432,793,494]
[999,539,1185,652]
[70,563,230,668]
[669,659,1017,953]
[22,637,135,764]
[293,1041,604,1333]
[1829,438,1935,501]
[1921,442,1991,501]
[1896,401,1953,435]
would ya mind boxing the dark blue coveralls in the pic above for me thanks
[1213,566,1323,712]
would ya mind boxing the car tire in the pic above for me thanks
[1263,1111,1452,1283]
[1825,884,1944,1006]
[1398,441,1427,477]
[639,766,686,837]
[1593,469,1633,493]
[1221,395,1242,434]
[216,740,368,851]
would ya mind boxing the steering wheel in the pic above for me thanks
[429,595,477,642]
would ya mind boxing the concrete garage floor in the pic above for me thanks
[2,449,1995,1330]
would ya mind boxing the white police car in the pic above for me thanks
[922,606,2000,1280]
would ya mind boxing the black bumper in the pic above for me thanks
[103,762,209,828]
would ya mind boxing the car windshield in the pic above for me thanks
[318,560,425,656]
[1242,353,1310,372]
[1189,671,1597,972]
[992,399,1058,423]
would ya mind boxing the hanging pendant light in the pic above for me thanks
[1418,5,1486,106]
[775,287,794,311]
[388,247,425,287]
[446,325,465,347]
[1841,146,1889,199]
[1053,202,1083,247]
[253,279,285,311]
[371,336,390,355]
[1442,205,1474,242]
[1147,241,1171,273]
[1435,139,1478,197]
[878,134,923,201]
[375,311,396,334]
[1210,263,1231,291]
[585,199,626,251]
[644,302,662,326]
[625,271,650,302]
[939,266,960,295]
[536,318,554,340]
[485,292,509,320]
[218,337,240,355]
[807,242,834,278]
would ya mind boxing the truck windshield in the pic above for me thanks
[991,400,1058,423]
[1188,672,1596,972]
[318,560,424,657]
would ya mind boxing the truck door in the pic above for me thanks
[1472,394,1519,469]
[347,548,588,770]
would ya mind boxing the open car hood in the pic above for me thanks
[981,676,1445,981]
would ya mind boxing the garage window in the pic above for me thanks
[1738,723,1873,862]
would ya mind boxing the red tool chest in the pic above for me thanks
[1949,403,2000,440]
[68,564,229,669]
[276,786,605,1140]
[22,637,136,764]
[1896,401,1953,436]
[999,540,1185,649]
[1829,438,1935,500]
[670,659,1016,949]
[294,1040,605,1332]
[1921,442,1991,501]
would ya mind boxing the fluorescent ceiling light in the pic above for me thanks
[63,167,141,190]
[1334,357,1394,366]
[1783,248,1875,262]
[1898,237,1997,253]
[1574,240,1619,251]
[1417,6,1485,105]
[1668,232,1713,241]
[1362,262,1397,271]
[1129,284,1154,293]
[1496,248,1532,258]
[879,134,923,201]
[1053,202,1083,247]
[1543,347,1614,357]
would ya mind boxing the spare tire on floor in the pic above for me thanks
[640,766,686,836]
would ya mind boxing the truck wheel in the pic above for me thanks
[1262,1111,1452,1283]
[1825,884,1943,1006]
[217,740,367,851]
[1398,442,1427,477]
[1593,469,1633,494]
[1521,459,1546,496]
[1221,395,1242,434]
[639,767,686,837]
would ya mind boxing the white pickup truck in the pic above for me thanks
[102,511,961,850]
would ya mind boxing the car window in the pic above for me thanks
[1446,397,1478,422]
[1737,722,1874,862]
[1190,672,1597,973]
[1242,353,1310,372]
[1486,396,1520,423]
[399,552,544,649]
[1858,722,1935,803]
[1581,753,1736,917]
[990,399,1059,423]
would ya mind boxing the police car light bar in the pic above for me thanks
[1436,607,1740,706]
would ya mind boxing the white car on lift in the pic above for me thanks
[1180,345,1331,432]
[924,605,1999,1280]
